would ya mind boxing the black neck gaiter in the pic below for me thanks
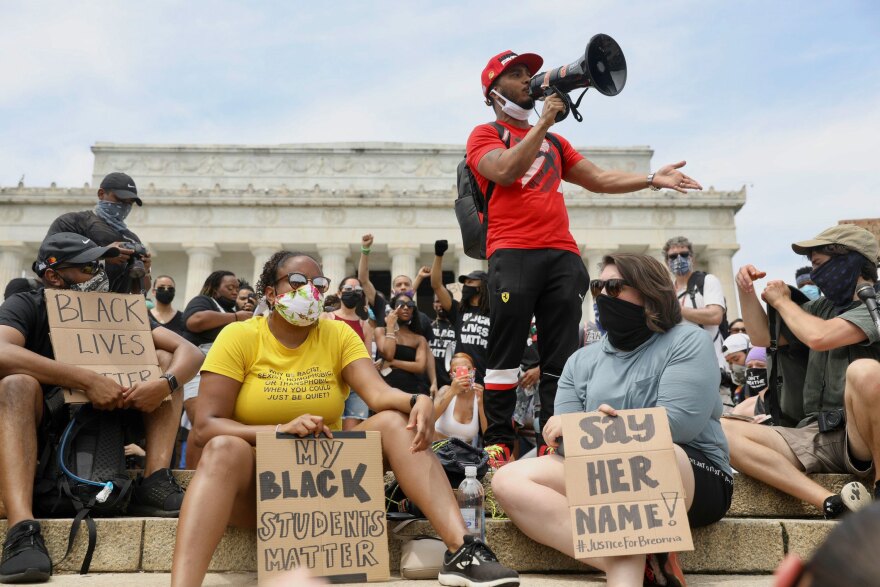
[596,295,654,351]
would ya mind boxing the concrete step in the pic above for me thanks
[0,517,835,575]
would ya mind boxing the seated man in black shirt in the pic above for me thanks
[46,172,151,294]
[0,233,203,583]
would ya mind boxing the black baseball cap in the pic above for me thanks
[100,172,142,206]
[32,232,120,275]
[458,270,489,283]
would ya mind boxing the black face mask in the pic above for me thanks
[155,288,175,305]
[595,295,654,351]
[340,291,362,309]
[435,308,448,320]
[461,285,479,302]
[810,251,864,308]
[215,296,237,312]
[745,368,768,391]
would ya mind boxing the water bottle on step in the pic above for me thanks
[456,465,485,542]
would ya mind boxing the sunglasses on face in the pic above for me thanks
[156,286,175,292]
[395,301,416,309]
[341,285,363,293]
[667,252,691,260]
[54,260,101,275]
[275,272,331,293]
[590,279,629,298]
[730,327,746,334]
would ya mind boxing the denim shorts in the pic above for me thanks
[183,343,213,402]
[343,389,369,421]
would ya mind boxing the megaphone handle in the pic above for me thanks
[543,86,571,123]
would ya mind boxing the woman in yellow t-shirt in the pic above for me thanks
[170,251,518,587]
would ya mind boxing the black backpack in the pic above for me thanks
[455,123,562,260]
[33,392,134,574]
[685,271,730,341]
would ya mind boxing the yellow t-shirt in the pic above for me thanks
[202,316,369,429]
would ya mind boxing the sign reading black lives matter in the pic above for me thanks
[45,290,162,403]
[562,407,693,558]
[256,430,389,583]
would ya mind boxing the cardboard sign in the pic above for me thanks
[256,431,389,584]
[45,290,161,403]
[562,407,694,558]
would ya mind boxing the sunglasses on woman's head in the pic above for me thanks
[275,272,330,293]
[590,279,629,298]
[395,301,416,309]
[53,260,101,275]
[667,252,690,260]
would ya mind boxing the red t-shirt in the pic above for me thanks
[466,121,584,258]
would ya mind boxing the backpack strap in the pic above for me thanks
[482,122,511,212]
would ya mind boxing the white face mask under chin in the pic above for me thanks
[491,89,532,121]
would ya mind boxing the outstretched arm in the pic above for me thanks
[358,233,378,305]
[430,240,453,311]
[565,159,702,194]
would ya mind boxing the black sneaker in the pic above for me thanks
[823,481,872,519]
[438,535,519,587]
[127,468,185,517]
[0,520,51,584]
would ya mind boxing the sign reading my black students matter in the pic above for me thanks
[562,407,694,558]
[45,289,162,403]
[256,430,389,583]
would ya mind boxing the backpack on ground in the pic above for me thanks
[686,271,730,341]
[33,391,133,574]
[455,123,562,260]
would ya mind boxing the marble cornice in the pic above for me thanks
[0,185,747,210]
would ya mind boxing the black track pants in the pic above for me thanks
[483,248,589,448]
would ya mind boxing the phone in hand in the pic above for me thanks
[454,366,475,386]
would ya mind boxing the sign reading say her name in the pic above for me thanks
[561,407,693,558]
[45,290,161,403]
[256,431,389,584]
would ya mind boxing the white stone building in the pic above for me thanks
[0,142,745,318]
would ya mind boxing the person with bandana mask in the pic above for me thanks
[492,253,731,587]
[149,275,186,336]
[721,332,751,386]
[0,233,204,583]
[727,346,772,421]
[795,266,821,301]
[171,250,520,587]
[180,270,251,468]
[723,223,880,521]
[46,172,152,295]
[322,276,375,430]
[467,52,703,467]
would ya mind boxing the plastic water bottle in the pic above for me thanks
[457,465,485,541]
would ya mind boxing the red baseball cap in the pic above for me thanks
[481,50,543,98]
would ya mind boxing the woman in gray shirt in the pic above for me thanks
[492,253,732,587]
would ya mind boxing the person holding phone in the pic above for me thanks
[434,353,487,445]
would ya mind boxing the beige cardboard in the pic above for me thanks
[561,407,673,459]
[44,290,161,404]
[562,408,693,558]
[45,290,152,331]
[256,431,389,583]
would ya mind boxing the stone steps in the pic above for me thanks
[0,471,854,575]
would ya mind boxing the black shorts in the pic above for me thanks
[681,444,734,528]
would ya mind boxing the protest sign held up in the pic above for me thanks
[45,289,162,403]
[562,407,694,558]
[256,430,390,584]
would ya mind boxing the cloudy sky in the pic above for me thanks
[2,0,878,295]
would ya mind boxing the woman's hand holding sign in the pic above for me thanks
[278,414,333,438]
[123,379,171,412]
[544,404,619,449]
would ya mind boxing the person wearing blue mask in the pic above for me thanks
[46,172,151,294]
[795,266,821,300]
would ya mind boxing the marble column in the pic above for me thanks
[183,244,219,302]
[581,248,614,322]
[388,245,420,283]
[706,246,740,320]
[0,242,28,300]
[317,244,350,293]
[249,243,282,292]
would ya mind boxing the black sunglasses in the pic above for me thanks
[395,301,416,309]
[155,286,175,292]
[275,272,331,293]
[667,252,691,260]
[341,284,364,293]
[590,279,629,298]
[53,260,101,275]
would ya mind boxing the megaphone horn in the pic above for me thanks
[528,34,627,122]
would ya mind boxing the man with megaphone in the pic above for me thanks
[469,48,704,472]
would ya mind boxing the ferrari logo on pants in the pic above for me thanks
[501,292,510,303]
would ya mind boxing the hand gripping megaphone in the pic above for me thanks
[528,34,627,123]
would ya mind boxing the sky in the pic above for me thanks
[2,0,879,299]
